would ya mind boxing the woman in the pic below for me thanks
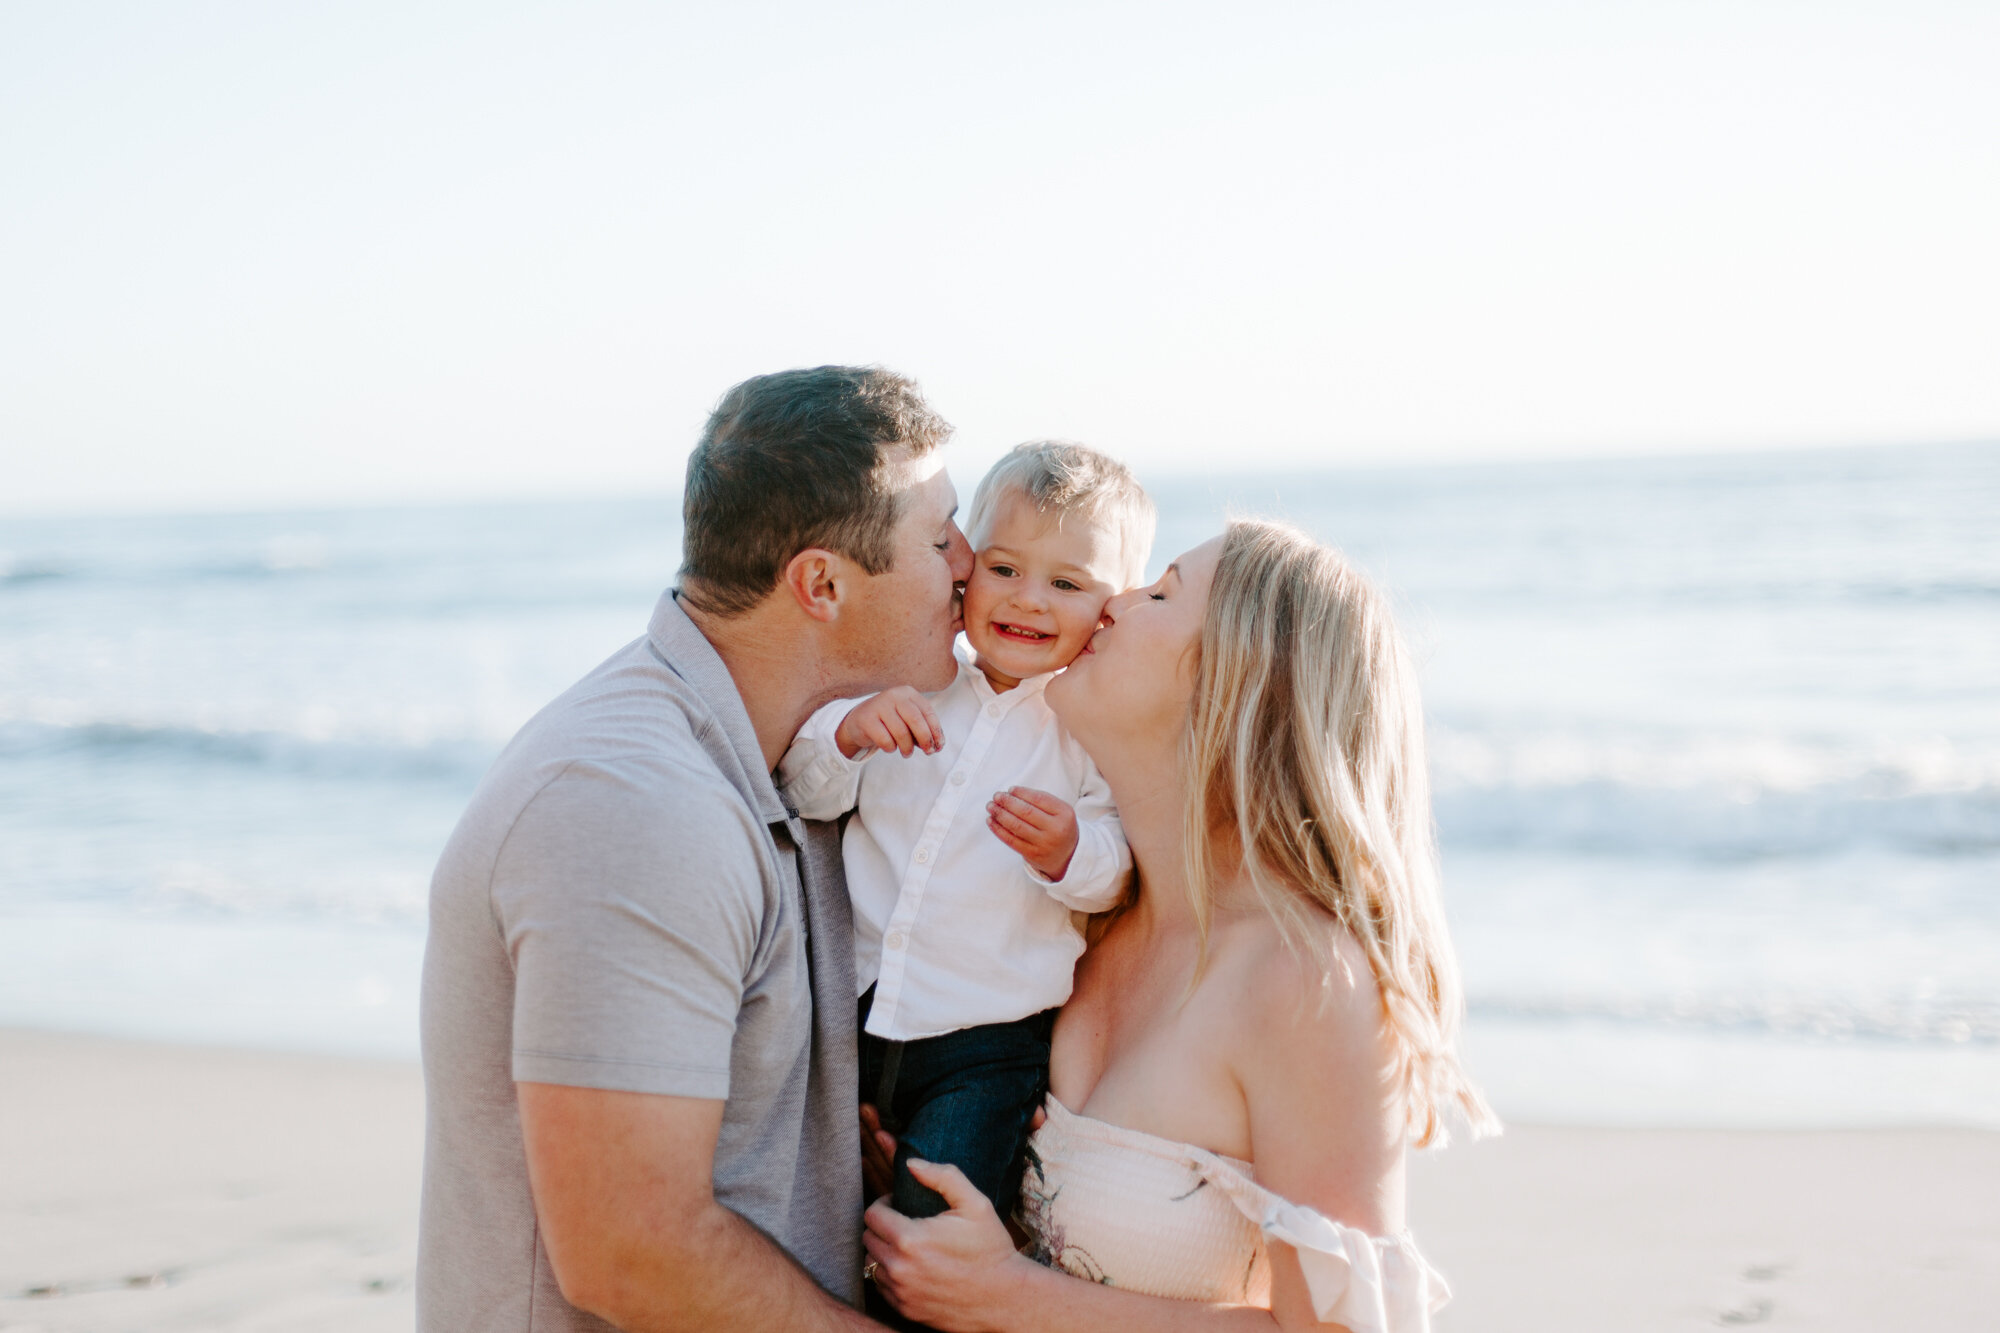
[861,520,1495,1332]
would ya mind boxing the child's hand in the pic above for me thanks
[835,687,944,759]
[987,787,1079,881]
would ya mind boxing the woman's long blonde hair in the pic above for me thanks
[1183,520,1496,1147]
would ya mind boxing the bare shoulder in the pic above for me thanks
[1213,901,1405,1232]
[1207,905,1382,1053]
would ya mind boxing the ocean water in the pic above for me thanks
[2,442,1995,1128]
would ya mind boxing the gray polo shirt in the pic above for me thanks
[417,591,862,1331]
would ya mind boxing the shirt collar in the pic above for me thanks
[647,590,791,825]
[954,634,1054,705]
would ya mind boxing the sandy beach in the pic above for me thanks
[3,1027,1995,1332]
[1,1029,422,1333]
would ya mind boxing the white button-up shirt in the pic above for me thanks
[778,640,1130,1040]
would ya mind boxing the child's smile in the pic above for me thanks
[961,491,1127,692]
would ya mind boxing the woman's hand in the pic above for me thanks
[863,1159,1035,1333]
[861,1103,1047,1202]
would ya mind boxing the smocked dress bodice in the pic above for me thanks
[1017,1096,1450,1332]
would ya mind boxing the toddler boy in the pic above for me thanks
[779,440,1154,1229]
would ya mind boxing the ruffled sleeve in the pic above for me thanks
[1185,1150,1451,1333]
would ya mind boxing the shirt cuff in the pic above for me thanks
[784,743,866,791]
[775,700,871,811]
[1027,848,1120,909]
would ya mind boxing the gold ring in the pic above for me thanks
[863,1260,881,1282]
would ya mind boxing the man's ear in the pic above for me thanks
[780,547,846,624]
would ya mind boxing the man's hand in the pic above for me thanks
[518,1082,877,1331]
[986,787,1079,881]
[859,1103,899,1200]
[835,688,944,760]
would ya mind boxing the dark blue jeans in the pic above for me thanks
[858,989,1055,1222]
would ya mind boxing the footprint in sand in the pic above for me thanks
[1718,1296,1775,1325]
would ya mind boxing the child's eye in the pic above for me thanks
[1053,579,1079,592]
[990,564,1016,577]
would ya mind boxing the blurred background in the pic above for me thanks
[5,0,1998,1136]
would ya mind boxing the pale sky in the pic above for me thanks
[4,1,1996,514]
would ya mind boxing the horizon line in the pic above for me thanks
[5,435,1994,525]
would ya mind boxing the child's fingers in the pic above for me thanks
[895,699,942,754]
[992,791,1055,830]
[862,715,908,756]
[988,816,1032,853]
[1007,787,1071,819]
[987,812,1029,846]
[906,694,945,753]
[857,716,893,753]
[884,713,924,756]
[987,803,1043,845]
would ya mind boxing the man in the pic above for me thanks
[417,366,973,1331]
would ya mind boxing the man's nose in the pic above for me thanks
[945,522,974,582]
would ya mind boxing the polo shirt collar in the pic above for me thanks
[647,590,792,825]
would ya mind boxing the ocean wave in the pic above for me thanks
[1431,727,2000,792]
[0,539,339,588]
[0,556,76,586]
[1472,991,2000,1046]
[1433,576,2000,610]
[6,712,1998,859]
[133,860,430,926]
[1826,578,2000,605]
[1435,781,2000,858]
[1432,729,2000,858]
[0,715,495,784]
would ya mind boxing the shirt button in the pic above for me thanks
[950,771,967,786]
[985,703,1001,718]
[885,931,907,950]
[914,847,931,864]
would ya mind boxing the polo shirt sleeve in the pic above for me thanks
[490,758,769,1099]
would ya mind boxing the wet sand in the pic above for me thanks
[3,1027,1996,1331]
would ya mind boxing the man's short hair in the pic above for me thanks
[678,366,953,616]
[965,440,1156,588]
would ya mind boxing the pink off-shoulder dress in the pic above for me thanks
[1017,1096,1451,1333]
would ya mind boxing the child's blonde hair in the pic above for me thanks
[965,441,1156,588]
[1184,519,1497,1147]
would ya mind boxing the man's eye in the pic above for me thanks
[1149,592,1167,601]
